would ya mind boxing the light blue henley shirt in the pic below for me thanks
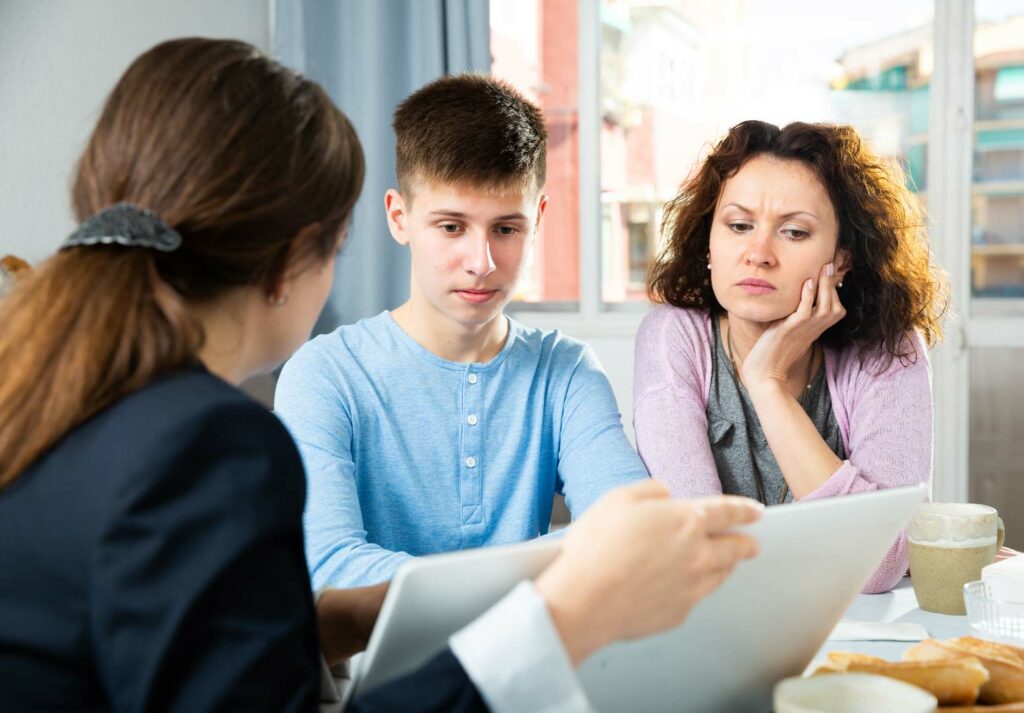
[275,312,647,588]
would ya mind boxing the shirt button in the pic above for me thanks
[465,456,477,468]
[467,414,478,426]
[467,373,478,384]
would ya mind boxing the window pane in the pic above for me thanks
[599,0,933,304]
[970,2,1024,554]
[972,2,1024,297]
[970,347,1024,549]
[490,0,580,305]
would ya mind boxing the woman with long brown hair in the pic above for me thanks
[0,39,761,711]
[634,120,948,594]
[0,37,365,711]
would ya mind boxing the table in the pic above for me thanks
[321,577,971,712]
[812,576,969,665]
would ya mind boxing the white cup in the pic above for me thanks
[774,673,937,713]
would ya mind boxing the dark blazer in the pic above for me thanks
[0,367,487,712]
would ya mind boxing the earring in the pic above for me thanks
[837,282,844,288]
[707,263,711,270]
[269,292,289,307]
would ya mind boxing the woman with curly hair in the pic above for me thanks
[634,120,948,593]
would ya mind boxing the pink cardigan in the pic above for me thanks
[633,305,933,594]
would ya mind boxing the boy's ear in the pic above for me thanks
[534,194,548,232]
[385,189,410,245]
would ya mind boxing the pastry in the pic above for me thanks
[905,637,1024,705]
[814,650,989,706]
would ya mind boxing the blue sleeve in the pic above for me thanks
[557,346,649,517]
[275,344,412,589]
[91,402,319,712]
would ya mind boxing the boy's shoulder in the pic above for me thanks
[507,316,593,367]
[288,312,396,364]
[277,312,408,398]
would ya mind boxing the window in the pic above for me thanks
[969,0,1024,550]
[490,0,581,306]
[972,9,1024,298]
[491,0,935,309]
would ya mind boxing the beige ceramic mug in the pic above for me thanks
[908,503,1004,615]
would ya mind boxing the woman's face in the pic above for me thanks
[709,154,845,323]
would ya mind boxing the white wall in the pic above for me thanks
[0,0,270,262]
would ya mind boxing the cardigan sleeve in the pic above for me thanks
[801,333,933,593]
[90,401,320,712]
[632,306,722,499]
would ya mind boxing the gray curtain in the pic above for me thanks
[273,0,491,332]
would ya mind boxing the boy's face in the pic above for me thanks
[385,179,546,331]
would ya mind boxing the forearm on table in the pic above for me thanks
[316,583,389,666]
[747,381,842,499]
[862,532,909,594]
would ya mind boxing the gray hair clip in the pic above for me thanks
[63,203,182,253]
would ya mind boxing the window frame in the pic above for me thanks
[508,0,649,334]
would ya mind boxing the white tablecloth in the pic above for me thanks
[812,576,969,666]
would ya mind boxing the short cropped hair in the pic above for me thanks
[393,73,547,196]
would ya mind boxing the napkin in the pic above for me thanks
[983,553,1024,583]
[826,619,929,642]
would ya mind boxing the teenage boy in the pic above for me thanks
[275,74,648,589]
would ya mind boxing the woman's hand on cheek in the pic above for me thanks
[740,261,846,394]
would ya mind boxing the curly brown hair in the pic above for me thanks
[648,120,948,364]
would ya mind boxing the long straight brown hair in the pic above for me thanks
[0,38,364,489]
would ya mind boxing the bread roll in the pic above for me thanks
[940,703,1024,712]
[905,637,1024,705]
[814,651,989,706]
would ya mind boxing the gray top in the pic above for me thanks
[707,317,846,506]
